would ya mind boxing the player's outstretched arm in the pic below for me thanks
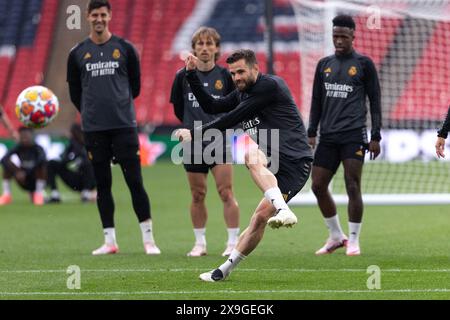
[436,106,450,158]
[185,54,239,114]
[308,61,324,140]
[0,105,19,141]
[193,77,277,134]
[436,137,446,158]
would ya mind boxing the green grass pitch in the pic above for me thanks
[0,161,448,300]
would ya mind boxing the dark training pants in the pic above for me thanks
[47,160,96,192]
[84,128,151,229]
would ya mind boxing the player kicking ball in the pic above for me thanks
[175,50,313,282]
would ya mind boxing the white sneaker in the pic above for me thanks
[346,241,361,256]
[199,269,225,282]
[267,208,298,229]
[187,244,207,257]
[92,243,119,256]
[144,242,161,255]
[315,237,348,255]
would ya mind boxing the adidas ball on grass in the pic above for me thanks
[15,86,59,128]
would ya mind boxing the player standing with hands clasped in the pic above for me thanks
[308,15,382,256]
[170,27,240,257]
[67,0,160,256]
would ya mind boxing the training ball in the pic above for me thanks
[15,86,59,128]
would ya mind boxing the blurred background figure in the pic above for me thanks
[0,127,46,206]
[46,123,96,203]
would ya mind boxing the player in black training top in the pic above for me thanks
[176,49,313,282]
[170,27,240,257]
[46,124,97,204]
[308,15,382,257]
[436,106,450,158]
[66,0,160,256]
[0,127,46,206]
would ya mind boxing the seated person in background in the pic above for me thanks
[46,124,97,203]
[0,127,47,206]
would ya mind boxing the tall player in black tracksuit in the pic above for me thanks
[170,27,240,258]
[67,0,160,255]
[176,49,313,282]
[308,15,382,257]
[436,106,450,158]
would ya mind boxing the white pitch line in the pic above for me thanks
[0,268,449,273]
[0,289,449,296]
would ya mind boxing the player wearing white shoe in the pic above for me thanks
[176,49,313,281]
[170,27,240,257]
[308,15,382,256]
[67,0,160,256]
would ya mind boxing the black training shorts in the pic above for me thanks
[313,141,367,173]
[275,157,312,203]
[83,128,140,164]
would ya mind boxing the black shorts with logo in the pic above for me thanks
[313,128,368,173]
[274,157,312,203]
[83,128,140,164]
[313,142,368,173]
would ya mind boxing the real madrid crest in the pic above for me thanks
[113,49,121,59]
[348,66,357,76]
[215,79,224,90]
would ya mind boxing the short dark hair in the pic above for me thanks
[226,49,258,67]
[87,0,111,13]
[333,14,356,30]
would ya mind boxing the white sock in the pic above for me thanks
[348,222,361,243]
[218,249,246,276]
[193,228,206,246]
[140,220,155,243]
[103,228,117,245]
[2,180,11,195]
[227,228,240,245]
[264,187,288,210]
[324,214,345,241]
[35,179,45,193]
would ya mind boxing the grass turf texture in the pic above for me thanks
[0,161,448,300]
